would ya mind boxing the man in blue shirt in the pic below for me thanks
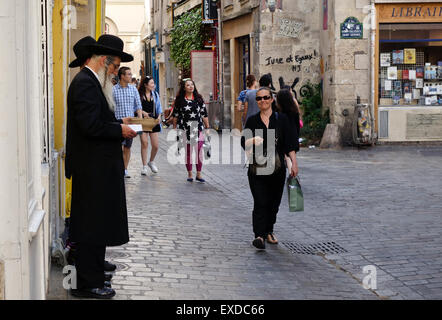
[113,67,142,178]
[243,74,274,125]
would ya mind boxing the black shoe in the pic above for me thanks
[104,281,112,288]
[104,260,117,272]
[104,272,113,281]
[71,287,116,299]
[252,237,266,250]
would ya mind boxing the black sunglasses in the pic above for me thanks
[256,95,272,102]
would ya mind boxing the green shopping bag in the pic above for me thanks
[287,176,304,212]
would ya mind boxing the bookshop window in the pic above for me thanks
[379,23,442,106]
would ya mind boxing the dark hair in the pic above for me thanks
[246,74,256,88]
[276,89,299,115]
[118,67,130,80]
[175,79,204,109]
[138,76,155,100]
[257,87,272,96]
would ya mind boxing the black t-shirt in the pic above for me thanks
[241,111,299,167]
[142,98,154,115]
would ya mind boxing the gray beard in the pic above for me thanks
[98,66,116,113]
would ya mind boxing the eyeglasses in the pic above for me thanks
[110,62,120,69]
[256,95,272,101]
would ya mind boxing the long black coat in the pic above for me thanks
[66,67,129,246]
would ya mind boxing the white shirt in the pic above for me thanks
[85,66,100,82]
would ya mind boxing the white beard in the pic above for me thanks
[98,66,116,113]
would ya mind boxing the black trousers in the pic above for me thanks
[248,168,286,239]
[75,243,105,289]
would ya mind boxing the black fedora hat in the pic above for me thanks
[85,34,133,62]
[69,36,96,68]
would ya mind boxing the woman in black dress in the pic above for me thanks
[138,76,162,175]
[172,79,210,182]
[241,87,299,250]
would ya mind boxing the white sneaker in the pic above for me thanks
[141,166,148,176]
[148,161,158,173]
[124,170,131,178]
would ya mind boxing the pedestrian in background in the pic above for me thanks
[276,89,301,175]
[131,77,138,88]
[243,74,273,125]
[237,74,258,128]
[138,76,162,175]
[113,66,143,178]
[242,87,298,250]
[172,78,210,183]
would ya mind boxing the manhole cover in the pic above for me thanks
[282,241,347,255]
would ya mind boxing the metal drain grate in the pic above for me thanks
[282,241,348,255]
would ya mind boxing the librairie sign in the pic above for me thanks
[341,17,363,39]
[378,3,442,23]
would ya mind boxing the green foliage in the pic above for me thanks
[299,82,330,145]
[170,8,205,74]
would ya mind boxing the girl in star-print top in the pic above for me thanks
[172,78,210,183]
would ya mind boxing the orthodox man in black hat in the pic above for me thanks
[66,34,137,299]
[65,36,121,277]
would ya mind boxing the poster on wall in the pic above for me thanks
[388,66,398,80]
[191,51,215,103]
[392,50,404,64]
[404,48,416,64]
[380,53,391,67]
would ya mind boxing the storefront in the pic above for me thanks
[376,2,442,141]
[222,13,256,130]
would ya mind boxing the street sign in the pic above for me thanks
[340,17,363,39]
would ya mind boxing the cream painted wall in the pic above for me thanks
[0,0,50,299]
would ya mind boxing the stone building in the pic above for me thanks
[221,0,322,130]
[143,0,218,113]
[222,0,442,143]
[106,0,146,79]
[141,0,442,142]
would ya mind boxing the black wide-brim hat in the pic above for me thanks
[69,36,96,68]
[85,34,133,63]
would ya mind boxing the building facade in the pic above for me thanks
[0,0,105,300]
[221,0,442,142]
[105,0,146,78]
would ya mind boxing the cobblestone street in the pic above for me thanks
[57,130,442,300]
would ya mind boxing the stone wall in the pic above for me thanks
[323,0,372,144]
[258,0,321,97]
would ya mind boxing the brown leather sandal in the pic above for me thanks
[267,233,278,244]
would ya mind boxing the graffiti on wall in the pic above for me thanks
[264,50,318,73]
[278,19,304,39]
